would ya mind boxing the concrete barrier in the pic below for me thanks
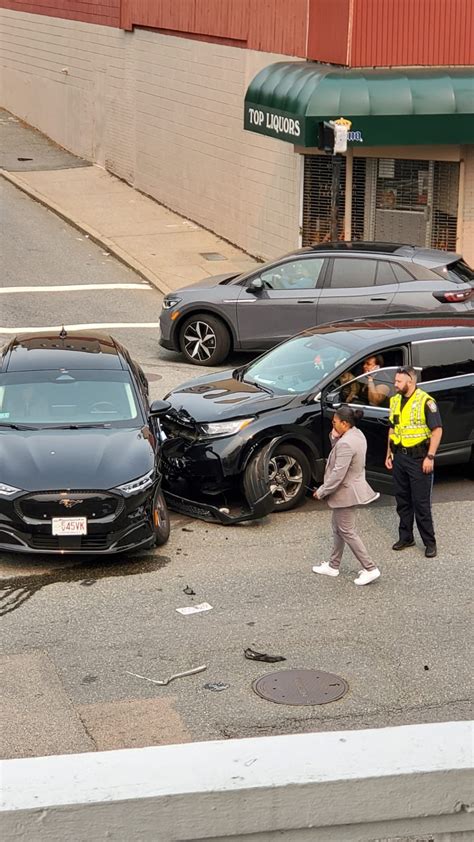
[1,721,472,841]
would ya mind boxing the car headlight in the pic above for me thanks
[200,418,254,438]
[162,297,182,310]
[115,470,155,496]
[0,483,22,496]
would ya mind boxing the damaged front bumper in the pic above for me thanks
[163,488,274,525]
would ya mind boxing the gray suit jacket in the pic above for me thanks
[317,426,379,509]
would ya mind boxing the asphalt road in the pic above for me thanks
[1,178,473,760]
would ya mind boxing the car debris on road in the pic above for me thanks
[125,665,207,686]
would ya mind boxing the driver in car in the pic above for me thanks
[280,262,315,289]
[358,355,390,407]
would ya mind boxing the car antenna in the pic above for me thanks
[59,325,67,338]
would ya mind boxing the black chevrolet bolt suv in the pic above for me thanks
[0,332,171,555]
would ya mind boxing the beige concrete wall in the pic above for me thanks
[460,146,474,267]
[0,9,301,260]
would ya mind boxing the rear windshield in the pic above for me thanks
[434,260,474,285]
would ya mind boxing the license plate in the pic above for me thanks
[52,517,87,536]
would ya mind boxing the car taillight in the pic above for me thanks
[433,289,473,303]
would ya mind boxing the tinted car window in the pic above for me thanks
[375,261,397,285]
[329,258,377,288]
[412,338,474,381]
[391,263,415,282]
[434,260,474,285]
[330,368,400,408]
[260,258,324,290]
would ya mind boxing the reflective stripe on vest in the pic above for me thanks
[389,389,432,447]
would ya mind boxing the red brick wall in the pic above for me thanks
[0,0,120,27]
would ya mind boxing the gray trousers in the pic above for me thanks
[329,507,376,571]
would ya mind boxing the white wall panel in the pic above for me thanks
[0,9,301,259]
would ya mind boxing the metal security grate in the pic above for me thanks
[302,155,346,246]
[351,157,367,241]
[431,161,459,251]
[302,155,459,252]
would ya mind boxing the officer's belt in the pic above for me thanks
[393,441,429,458]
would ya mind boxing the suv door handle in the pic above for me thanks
[370,297,388,301]
[298,299,313,304]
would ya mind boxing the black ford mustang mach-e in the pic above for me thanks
[0,331,170,555]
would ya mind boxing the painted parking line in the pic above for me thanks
[0,323,161,334]
[0,283,153,294]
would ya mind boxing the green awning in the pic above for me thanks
[244,63,474,147]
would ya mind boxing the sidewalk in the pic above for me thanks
[0,112,258,295]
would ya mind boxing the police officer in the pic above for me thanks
[385,366,443,558]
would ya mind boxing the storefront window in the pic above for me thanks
[376,159,429,213]
[302,155,459,252]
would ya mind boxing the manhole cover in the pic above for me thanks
[144,372,163,382]
[252,669,348,705]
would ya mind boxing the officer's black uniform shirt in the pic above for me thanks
[400,392,443,432]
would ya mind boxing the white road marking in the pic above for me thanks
[0,323,161,334]
[0,283,153,294]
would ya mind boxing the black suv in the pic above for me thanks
[161,314,474,514]
[159,242,473,365]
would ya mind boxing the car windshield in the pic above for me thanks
[0,370,143,428]
[242,335,352,395]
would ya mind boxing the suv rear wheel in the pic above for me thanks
[180,313,231,366]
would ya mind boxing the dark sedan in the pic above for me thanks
[159,242,473,366]
[0,331,171,555]
[161,314,474,514]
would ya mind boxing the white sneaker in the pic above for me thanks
[312,562,339,577]
[354,568,381,586]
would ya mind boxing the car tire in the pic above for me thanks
[179,313,231,366]
[153,489,170,546]
[244,443,311,513]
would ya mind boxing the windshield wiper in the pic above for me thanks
[44,423,113,429]
[0,422,39,430]
[242,377,274,395]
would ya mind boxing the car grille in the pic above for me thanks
[29,534,111,551]
[16,491,123,523]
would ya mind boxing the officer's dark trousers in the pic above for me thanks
[393,451,435,546]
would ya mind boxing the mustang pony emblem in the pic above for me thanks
[59,498,83,509]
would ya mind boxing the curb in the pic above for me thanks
[0,169,173,295]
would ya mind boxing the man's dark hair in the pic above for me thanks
[396,366,417,381]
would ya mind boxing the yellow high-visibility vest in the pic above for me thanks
[389,389,432,447]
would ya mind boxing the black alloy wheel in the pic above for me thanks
[153,489,171,545]
[180,313,231,366]
[244,443,311,513]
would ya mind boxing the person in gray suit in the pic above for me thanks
[312,404,381,586]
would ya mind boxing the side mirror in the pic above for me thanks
[324,391,341,407]
[149,399,171,417]
[246,277,264,293]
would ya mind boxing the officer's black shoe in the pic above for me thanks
[392,539,415,551]
[425,544,437,558]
